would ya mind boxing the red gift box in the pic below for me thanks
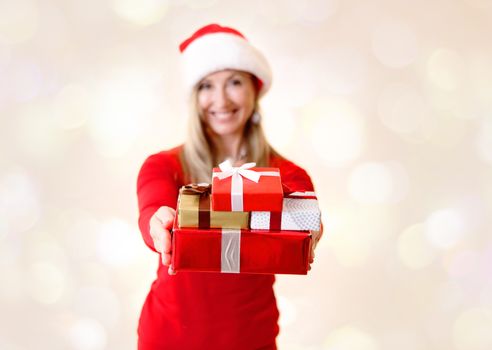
[171,218,312,275]
[211,161,283,212]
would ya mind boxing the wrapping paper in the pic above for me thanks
[250,192,321,231]
[211,163,283,212]
[178,184,249,229]
[171,218,312,275]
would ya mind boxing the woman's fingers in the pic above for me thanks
[308,228,319,271]
[309,222,323,271]
[150,206,176,268]
[162,251,172,266]
[152,224,172,265]
[155,206,176,229]
[149,216,165,254]
[312,230,322,247]
[162,237,173,267]
[310,249,315,262]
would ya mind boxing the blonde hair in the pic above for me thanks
[181,76,274,183]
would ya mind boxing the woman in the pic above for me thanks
[136,24,323,349]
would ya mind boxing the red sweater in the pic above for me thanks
[136,146,314,350]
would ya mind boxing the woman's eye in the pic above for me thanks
[231,79,242,86]
[198,83,212,90]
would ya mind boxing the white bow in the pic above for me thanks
[216,160,261,183]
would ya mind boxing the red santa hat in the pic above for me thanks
[179,24,272,97]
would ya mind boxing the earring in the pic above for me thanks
[252,111,261,124]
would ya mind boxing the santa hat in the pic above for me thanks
[179,24,272,97]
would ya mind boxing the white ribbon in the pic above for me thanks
[221,229,241,273]
[289,191,316,196]
[213,160,279,211]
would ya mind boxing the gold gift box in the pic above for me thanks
[178,184,249,229]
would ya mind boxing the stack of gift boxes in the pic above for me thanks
[171,161,321,275]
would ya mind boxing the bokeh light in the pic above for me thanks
[0,216,7,241]
[68,318,107,350]
[286,0,338,23]
[277,295,298,328]
[303,98,365,167]
[27,261,66,305]
[0,0,38,45]
[0,338,23,350]
[262,103,296,149]
[53,84,91,130]
[480,282,492,307]
[319,47,368,94]
[379,329,426,350]
[377,83,430,135]
[325,222,373,268]
[476,117,492,164]
[348,161,409,204]
[371,19,418,68]
[445,250,480,279]
[0,263,23,303]
[88,66,159,158]
[8,59,44,102]
[0,46,11,77]
[435,280,465,312]
[96,218,140,267]
[425,110,468,148]
[427,48,464,91]
[59,209,101,261]
[257,0,338,25]
[72,286,121,329]
[14,101,69,158]
[184,0,219,10]
[463,0,492,9]
[110,0,169,26]
[324,201,400,267]
[425,208,467,249]
[397,223,437,269]
[453,307,492,350]
[0,167,40,234]
[469,53,492,116]
[324,326,379,350]
[271,57,317,107]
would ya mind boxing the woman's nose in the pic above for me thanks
[213,86,230,107]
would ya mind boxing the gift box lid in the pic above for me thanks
[211,161,283,212]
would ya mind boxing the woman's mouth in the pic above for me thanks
[211,109,238,120]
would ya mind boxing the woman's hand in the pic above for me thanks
[149,206,176,275]
[308,222,323,271]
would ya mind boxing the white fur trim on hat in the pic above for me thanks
[180,32,272,97]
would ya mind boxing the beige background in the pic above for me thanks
[1,0,492,349]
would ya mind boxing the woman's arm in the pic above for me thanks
[136,152,181,253]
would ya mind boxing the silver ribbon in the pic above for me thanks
[221,229,241,273]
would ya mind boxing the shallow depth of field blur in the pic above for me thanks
[1,0,492,349]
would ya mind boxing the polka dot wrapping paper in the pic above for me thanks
[250,193,321,231]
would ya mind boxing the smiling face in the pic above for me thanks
[197,69,257,139]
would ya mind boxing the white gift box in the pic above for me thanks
[250,191,321,231]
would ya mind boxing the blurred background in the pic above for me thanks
[1,0,492,349]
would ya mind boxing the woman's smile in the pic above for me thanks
[210,109,238,120]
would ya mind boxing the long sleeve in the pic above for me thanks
[271,157,315,193]
[136,150,184,252]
